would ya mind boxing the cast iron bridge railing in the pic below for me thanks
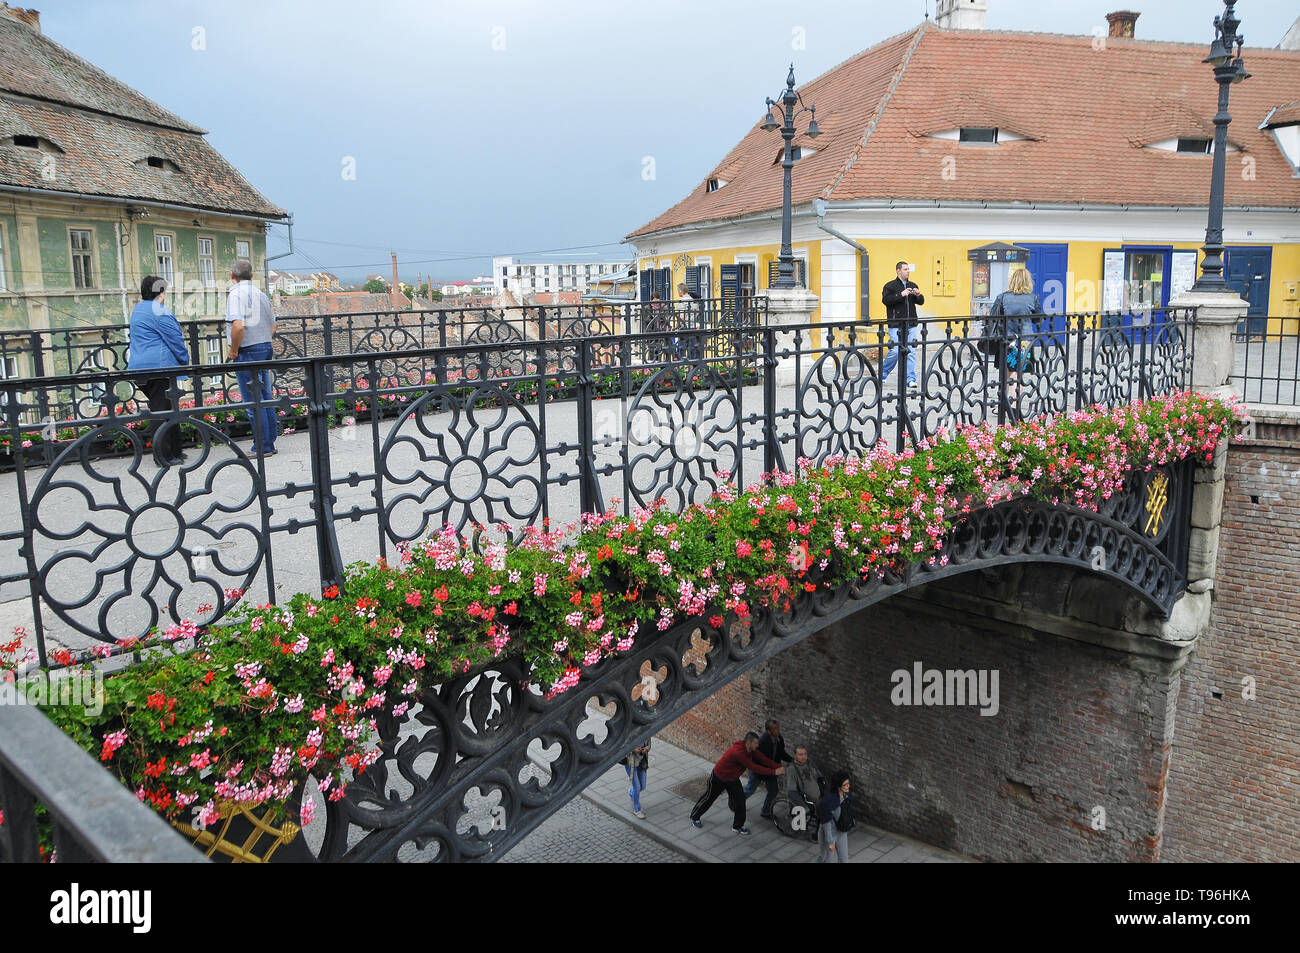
[311,460,1194,862]
[1231,317,1300,405]
[0,297,765,436]
[0,310,1197,861]
[0,309,1194,665]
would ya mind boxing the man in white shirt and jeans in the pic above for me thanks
[225,259,278,455]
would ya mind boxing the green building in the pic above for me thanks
[0,6,288,377]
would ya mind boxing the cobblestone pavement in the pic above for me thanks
[503,796,692,863]
[579,736,968,864]
[502,734,968,864]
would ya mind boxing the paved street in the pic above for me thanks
[509,736,967,863]
[504,796,691,863]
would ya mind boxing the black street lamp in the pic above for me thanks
[1193,0,1250,292]
[761,65,820,290]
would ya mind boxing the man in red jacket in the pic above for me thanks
[690,732,785,834]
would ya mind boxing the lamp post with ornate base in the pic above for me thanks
[1192,0,1250,292]
[1171,0,1249,399]
[761,65,821,291]
[757,66,821,379]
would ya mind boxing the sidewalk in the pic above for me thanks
[580,737,969,863]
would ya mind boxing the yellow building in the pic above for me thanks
[627,11,1300,336]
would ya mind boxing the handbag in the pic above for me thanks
[834,795,855,833]
[977,297,1003,355]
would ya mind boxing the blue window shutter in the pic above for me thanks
[639,269,653,302]
[685,266,700,297]
[654,267,670,301]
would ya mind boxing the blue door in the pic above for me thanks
[1224,246,1271,336]
[1021,242,1069,345]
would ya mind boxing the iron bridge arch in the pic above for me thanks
[314,459,1193,862]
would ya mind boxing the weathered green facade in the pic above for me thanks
[1,8,287,362]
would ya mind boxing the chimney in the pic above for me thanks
[0,4,41,31]
[935,0,987,31]
[390,252,399,309]
[1106,10,1140,39]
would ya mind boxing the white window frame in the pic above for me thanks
[154,231,175,286]
[69,226,97,290]
[235,238,252,263]
[198,236,215,286]
[694,256,713,299]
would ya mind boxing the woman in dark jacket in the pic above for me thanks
[817,772,853,863]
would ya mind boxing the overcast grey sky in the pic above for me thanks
[39,0,1300,281]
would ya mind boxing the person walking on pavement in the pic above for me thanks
[880,261,925,393]
[625,738,651,819]
[743,718,794,818]
[225,259,279,456]
[127,275,190,466]
[690,732,785,835]
[817,773,854,863]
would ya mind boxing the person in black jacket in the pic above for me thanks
[880,261,924,391]
[743,718,794,818]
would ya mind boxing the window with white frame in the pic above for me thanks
[70,228,94,289]
[205,338,221,363]
[155,233,174,285]
[0,226,7,292]
[198,237,215,285]
[0,355,18,411]
[235,239,251,261]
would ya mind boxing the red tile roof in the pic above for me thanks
[628,23,1300,238]
[1264,101,1300,127]
[0,15,286,218]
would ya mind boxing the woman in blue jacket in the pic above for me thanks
[127,276,190,464]
[987,268,1042,423]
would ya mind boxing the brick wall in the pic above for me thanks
[1161,425,1300,862]
[665,592,1179,862]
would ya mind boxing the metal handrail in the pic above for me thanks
[0,702,204,862]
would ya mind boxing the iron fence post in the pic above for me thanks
[28,334,51,436]
[186,321,201,364]
[0,764,39,862]
[763,326,778,475]
[1138,320,1150,400]
[576,341,600,515]
[1074,315,1088,411]
[306,357,345,593]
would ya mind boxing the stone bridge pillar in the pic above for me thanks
[760,287,819,387]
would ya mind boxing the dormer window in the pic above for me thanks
[926,127,1026,145]
[707,177,728,193]
[1261,104,1300,174]
[772,146,817,164]
[5,134,64,153]
[1143,137,1237,155]
[138,156,182,172]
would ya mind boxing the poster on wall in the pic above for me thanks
[1170,251,1198,300]
[1102,251,1125,312]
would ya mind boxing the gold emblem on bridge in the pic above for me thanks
[1143,471,1170,537]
